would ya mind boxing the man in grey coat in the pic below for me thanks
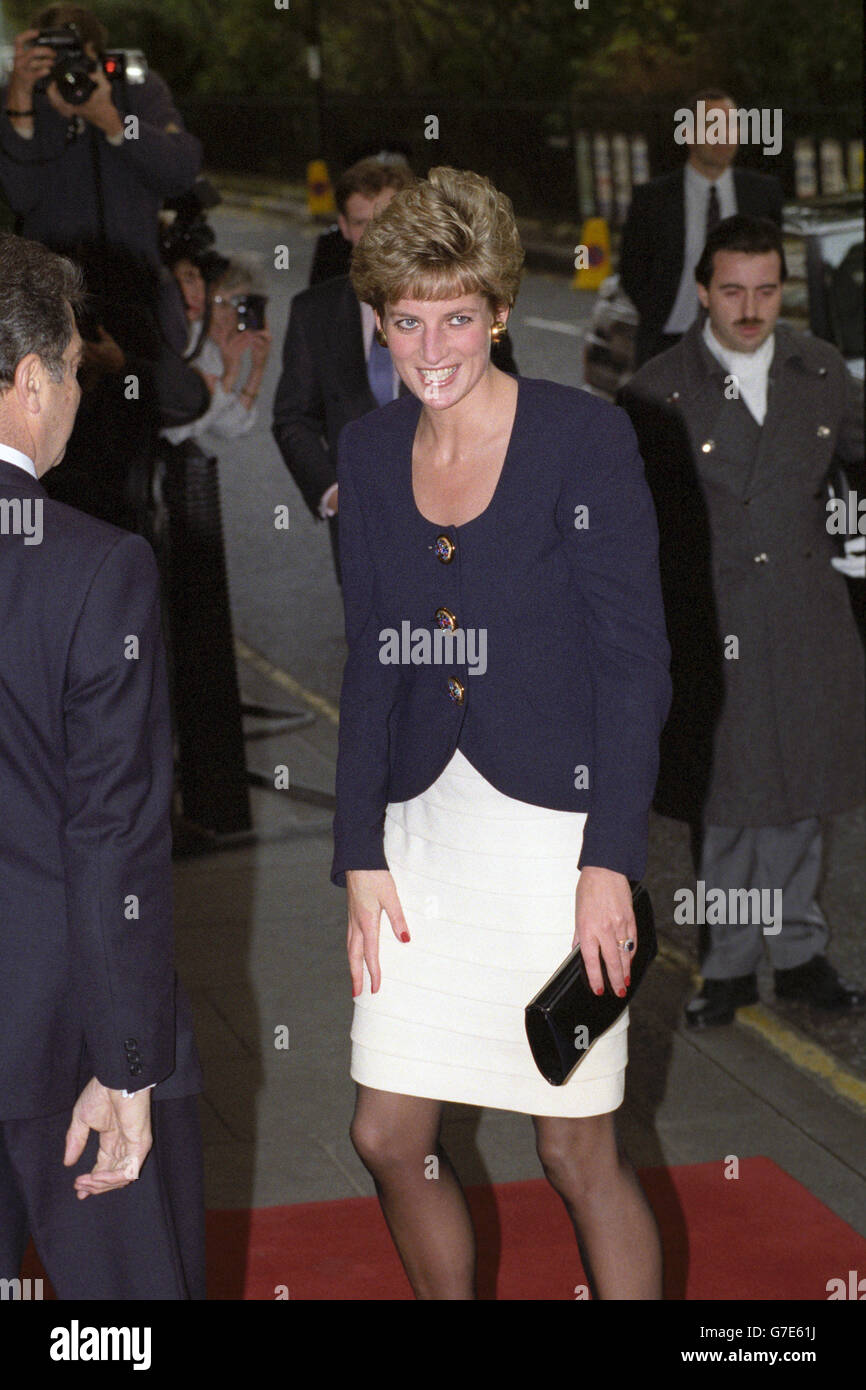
[620,214,865,1028]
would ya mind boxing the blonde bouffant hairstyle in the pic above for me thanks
[350,166,524,317]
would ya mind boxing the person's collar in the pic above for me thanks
[701,317,775,376]
[686,160,735,192]
[0,442,38,478]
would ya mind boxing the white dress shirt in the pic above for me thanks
[663,164,737,334]
[0,442,38,478]
[702,317,775,426]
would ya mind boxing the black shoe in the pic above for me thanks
[684,974,759,1029]
[774,955,866,1012]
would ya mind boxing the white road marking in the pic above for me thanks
[522,316,585,336]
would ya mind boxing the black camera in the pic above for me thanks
[233,295,268,332]
[28,23,147,106]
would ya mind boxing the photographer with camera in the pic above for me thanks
[163,251,272,447]
[0,4,201,354]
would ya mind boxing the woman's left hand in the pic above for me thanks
[573,865,635,998]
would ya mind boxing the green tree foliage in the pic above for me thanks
[3,0,860,109]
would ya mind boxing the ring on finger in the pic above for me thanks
[616,938,636,953]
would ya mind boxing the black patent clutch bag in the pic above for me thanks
[524,882,656,1086]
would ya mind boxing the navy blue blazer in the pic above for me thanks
[0,457,201,1119]
[331,377,672,886]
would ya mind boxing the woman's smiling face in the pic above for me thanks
[378,293,507,408]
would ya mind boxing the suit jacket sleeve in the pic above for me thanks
[61,533,177,1091]
[618,183,655,319]
[103,72,201,200]
[562,407,672,878]
[331,428,404,885]
[272,295,337,517]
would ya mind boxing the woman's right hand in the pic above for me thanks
[346,869,410,996]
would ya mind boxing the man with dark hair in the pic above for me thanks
[0,233,204,1298]
[309,152,416,288]
[620,213,865,1027]
[619,89,783,366]
[272,157,416,581]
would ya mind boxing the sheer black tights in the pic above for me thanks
[350,1085,662,1300]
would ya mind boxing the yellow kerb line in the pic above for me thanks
[235,637,340,726]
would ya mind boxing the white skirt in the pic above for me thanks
[350,748,628,1117]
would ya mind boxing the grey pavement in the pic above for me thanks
[169,195,865,1277]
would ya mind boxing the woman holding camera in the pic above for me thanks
[332,167,672,1300]
[163,252,271,445]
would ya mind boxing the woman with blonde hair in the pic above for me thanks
[332,166,671,1300]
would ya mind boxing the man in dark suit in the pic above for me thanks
[620,215,864,1028]
[619,89,783,366]
[0,234,204,1298]
[273,157,415,581]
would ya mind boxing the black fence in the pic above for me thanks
[179,95,863,220]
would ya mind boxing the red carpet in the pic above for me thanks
[22,1158,866,1300]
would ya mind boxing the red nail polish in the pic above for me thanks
[595,987,604,996]
[400,931,410,942]
[618,988,627,998]
[625,978,631,989]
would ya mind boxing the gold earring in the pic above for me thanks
[375,326,387,347]
[490,321,506,343]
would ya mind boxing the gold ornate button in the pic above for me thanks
[435,607,458,631]
[434,535,455,563]
[816,425,831,437]
[701,439,715,453]
[447,678,465,704]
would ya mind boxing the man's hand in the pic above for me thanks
[7,29,55,104]
[47,58,123,138]
[64,1076,153,1200]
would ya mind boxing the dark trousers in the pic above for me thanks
[0,1094,206,1299]
[694,819,829,979]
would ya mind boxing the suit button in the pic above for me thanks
[435,607,458,631]
[433,534,456,563]
[666,391,680,403]
[129,1063,142,1076]
[701,439,715,453]
[818,367,828,377]
[447,678,465,704]
[124,1038,137,1050]
[817,425,831,437]
[753,552,769,564]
